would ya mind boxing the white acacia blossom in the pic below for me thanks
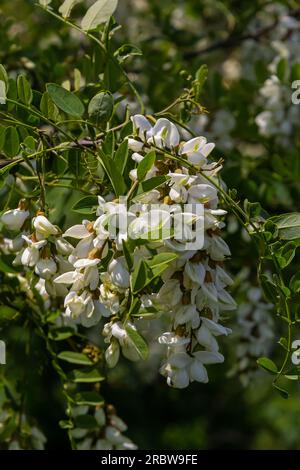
[72,406,137,450]
[0,115,235,389]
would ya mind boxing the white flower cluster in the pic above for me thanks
[255,74,299,141]
[0,115,235,389]
[127,115,235,388]
[237,287,274,382]
[72,406,137,450]
[246,5,300,143]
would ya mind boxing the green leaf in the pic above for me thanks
[244,199,262,219]
[0,80,6,105]
[97,149,126,196]
[257,357,278,375]
[271,213,300,240]
[138,175,170,194]
[193,64,208,99]
[114,140,128,174]
[40,92,59,121]
[125,323,149,360]
[277,58,287,81]
[130,259,152,294]
[147,252,178,269]
[72,196,98,214]
[74,415,98,429]
[3,127,19,157]
[276,242,296,269]
[278,337,288,351]
[46,83,84,117]
[128,297,141,317]
[290,272,300,293]
[7,78,17,111]
[137,150,156,182]
[17,75,33,105]
[68,368,105,383]
[259,274,278,304]
[74,391,104,406]
[147,252,178,278]
[131,253,178,294]
[88,91,114,125]
[59,420,74,429]
[0,127,6,149]
[81,0,118,31]
[0,257,18,274]
[49,327,76,341]
[23,136,36,153]
[0,305,19,324]
[114,44,142,63]
[122,239,133,271]
[291,62,300,82]
[273,383,289,399]
[104,57,125,93]
[57,351,93,365]
[59,0,81,19]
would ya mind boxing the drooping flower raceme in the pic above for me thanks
[0,115,235,389]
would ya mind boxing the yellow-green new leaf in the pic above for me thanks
[59,0,81,19]
[0,80,6,105]
[39,0,52,6]
[0,65,8,88]
[81,0,118,31]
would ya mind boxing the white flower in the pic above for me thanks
[196,318,231,351]
[168,172,191,203]
[179,137,215,167]
[54,270,83,286]
[64,290,93,319]
[64,290,101,327]
[156,279,182,308]
[147,118,180,149]
[55,237,73,255]
[105,339,120,368]
[184,261,205,285]
[21,236,47,267]
[104,321,140,362]
[35,258,57,280]
[131,114,152,139]
[68,235,94,264]
[1,208,29,231]
[160,351,191,389]
[189,358,208,383]
[174,304,200,328]
[158,332,190,346]
[107,258,130,289]
[33,215,59,240]
[127,138,144,152]
[63,222,91,239]
[188,184,218,205]
[204,234,231,261]
[128,209,171,240]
